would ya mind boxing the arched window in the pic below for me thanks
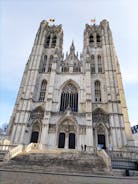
[44,35,50,48]
[30,107,44,119]
[62,64,69,73]
[48,55,53,72]
[60,83,78,112]
[51,35,57,48]
[39,80,47,102]
[95,80,101,102]
[40,55,47,73]
[97,34,101,42]
[91,55,95,73]
[98,55,102,73]
[89,34,94,44]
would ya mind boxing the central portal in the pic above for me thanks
[58,120,76,149]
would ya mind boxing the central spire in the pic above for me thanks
[70,41,75,53]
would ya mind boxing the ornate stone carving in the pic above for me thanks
[97,124,105,134]
[79,125,86,135]
[48,124,56,133]
[59,121,76,133]
[92,108,109,123]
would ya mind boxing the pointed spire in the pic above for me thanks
[70,41,75,53]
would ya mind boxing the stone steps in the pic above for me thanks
[0,150,111,175]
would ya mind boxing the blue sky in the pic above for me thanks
[0,0,138,127]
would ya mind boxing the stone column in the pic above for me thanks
[65,133,69,149]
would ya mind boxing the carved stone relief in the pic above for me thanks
[48,124,56,133]
[79,125,86,135]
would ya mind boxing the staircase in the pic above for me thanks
[0,149,111,175]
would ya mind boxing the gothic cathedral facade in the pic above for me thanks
[7,19,134,151]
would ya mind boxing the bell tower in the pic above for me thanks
[7,20,64,144]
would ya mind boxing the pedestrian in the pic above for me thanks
[84,144,87,151]
[81,144,83,151]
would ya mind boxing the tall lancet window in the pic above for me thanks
[98,55,102,73]
[97,34,101,42]
[40,55,47,73]
[51,35,57,48]
[91,55,95,73]
[60,83,78,112]
[89,34,94,44]
[48,55,53,72]
[39,80,47,102]
[44,35,50,48]
[95,80,101,102]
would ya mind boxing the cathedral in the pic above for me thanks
[7,19,134,151]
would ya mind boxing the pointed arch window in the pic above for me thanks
[51,35,57,48]
[44,35,50,48]
[97,34,101,42]
[89,34,94,44]
[60,83,78,112]
[48,55,53,72]
[95,80,101,102]
[39,80,47,102]
[91,55,95,73]
[40,55,47,73]
[62,64,69,73]
[98,55,102,73]
[73,63,81,73]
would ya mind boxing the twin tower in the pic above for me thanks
[7,19,133,151]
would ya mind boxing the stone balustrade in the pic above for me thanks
[9,145,24,159]
[25,143,40,152]
[97,149,112,171]
[0,145,17,151]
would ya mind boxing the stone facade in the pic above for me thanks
[7,19,134,151]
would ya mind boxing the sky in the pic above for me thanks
[0,0,138,128]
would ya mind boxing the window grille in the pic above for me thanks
[39,80,47,101]
[60,83,78,112]
[95,80,101,102]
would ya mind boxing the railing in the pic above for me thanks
[108,150,138,160]
[111,160,138,170]
[8,145,24,159]
[0,145,17,151]
[25,143,39,152]
[85,146,97,153]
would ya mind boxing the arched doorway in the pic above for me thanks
[92,108,109,149]
[98,134,106,149]
[58,120,77,149]
[58,132,65,148]
[30,131,39,143]
[69,133,75,149]
[30,122,41,143]
[97,124,106,149]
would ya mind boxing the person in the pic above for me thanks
[81,144,83,151]
[84,144,87,151]
[125,168,129,176]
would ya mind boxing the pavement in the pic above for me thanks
[0,170,138,184]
